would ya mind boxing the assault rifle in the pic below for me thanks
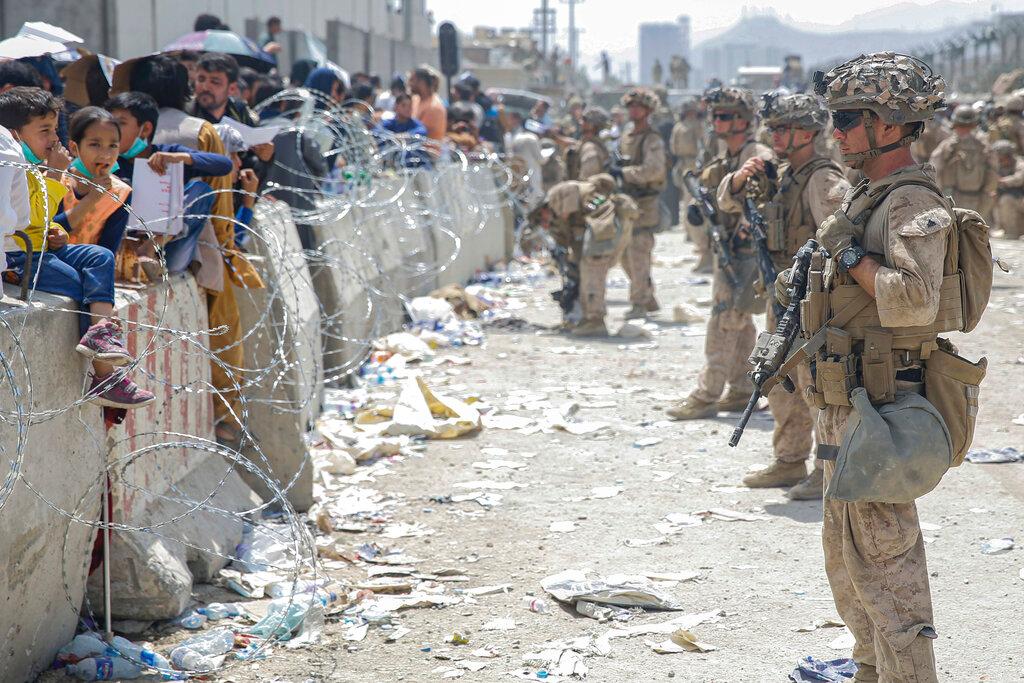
[742,196,783,321]
[729,239,818,447]
[548,240,580,316]
[682,170,740,290]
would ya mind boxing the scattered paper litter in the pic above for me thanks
[648,627,717,654]
[654,512,705,534]
[472,646,501,658]
[550,520,578,533]
[343,623,369,641]
[981,538,1015,555]
[624,537,668,548]
[594,609,724,656]
[828,629,857,650]
[633,437,663,448]
[651,470,676,482]
[793,618,845,633]
[385,626,411,642]
[483,414,536,430]
[354,375,481,439]
[454,480,526,491]
[464,584,513,596]
[965,446,1024,464]
[540,569,683,610]
[590,486,623,499]
[693,508,769,522]
[363,593,461,612]
[482,617,517,631]
[480,446,511,457]
[473,459,528,470]
[919,522,942,532]
[380,522,435,539]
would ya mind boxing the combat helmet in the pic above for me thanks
[992,139,1016,156]
[703,86,757,120]
[813,52,946,165]
[581,105,610,131]
[621,87,659,111]
[950,103,979,126]
[826,388,952,504]
[760,92,828,131]
[1006,90,1024,114]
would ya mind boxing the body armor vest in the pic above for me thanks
[763,157,841,269]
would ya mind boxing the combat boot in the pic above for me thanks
[624,305,647,320]
[644,298,661,313]
[717,387,752,412]
[742,460,806,488]
[785,467,824,500]
[666,396,717,420]
[571,318,609,338]
[692,253,712,274]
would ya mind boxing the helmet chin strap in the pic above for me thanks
[842,110,922,168]
[779,128,815,158]
[715,116,749,139]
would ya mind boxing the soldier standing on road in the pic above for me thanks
[611,87,667,320]
[993,139,1024,239]
[716,93,850,499]
[668,87,775,420]
[910,113,952,163]
[988,90,1024,154]
[564,107,611,181]
[672,100,711,272]
[535,174,638,337]
[930,105,998,222]
[796,52,972,682]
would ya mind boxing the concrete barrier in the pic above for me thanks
[234,200,323,512]
[0,286,105,683]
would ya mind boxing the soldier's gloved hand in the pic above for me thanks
[774,268,793,308]
[686,203,704,227]
[608,164,624,181]
[816,209,863,256]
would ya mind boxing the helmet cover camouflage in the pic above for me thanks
[1006,89,1024,113]
[621,87,660,111]
[702,86,757,120]
[812,52,946,125]
[760,92,829,130]
[950,103,979,126]
[581,106,610,130]
[992,139,1016,155]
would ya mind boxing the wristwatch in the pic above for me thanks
[837,243,867,273]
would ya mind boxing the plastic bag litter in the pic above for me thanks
[232,523,297,573]
[981,538,1015,554]
[965,447,1023,464]
[409,296,458,325]
[789,656,858,682]
[540,569,683,610]
[380,332,434,362]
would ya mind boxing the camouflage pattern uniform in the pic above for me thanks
[670,87,774,417]
[929,105,998,222]
[545,175,638,336]
[910,117,952,163]
[810,53,951,683]
[993,139,1024,239]
[567,107,611,181]
[617,87,668,317]
[717,93,850,496]
[672,101,708,266]
[987,91,1024,154]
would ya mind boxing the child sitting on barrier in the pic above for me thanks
[105,91,233,276]
[0,87,155,408]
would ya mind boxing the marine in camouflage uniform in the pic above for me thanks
[929,105,998,222]
[668,87,775,420]
[797,52,954,682]
[987,90,1024,154]
[992,139,1024,239]
[539,174,638,337]
[672,100,710,271]
[558,96,585,139]
[612,87,668,320]
[910,116,952,164]
[566,107,611,181]
[717,93,850,499]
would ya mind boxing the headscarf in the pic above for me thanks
[304,67,343,110]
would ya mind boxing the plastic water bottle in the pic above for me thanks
[110,635,172,670]
[197,603,243,620]
[57,633,110,662]
[177,611,207,629]
[168,648,220,671]
[173,628,235,656]
[521,596,550,614]
[66,656,143,680]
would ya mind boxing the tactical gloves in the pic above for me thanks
[816,209,863,255]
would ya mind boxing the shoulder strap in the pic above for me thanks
[785,157,841,219]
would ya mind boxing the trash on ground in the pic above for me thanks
[672,303,705,324]
[454,480,526,491]
[616,323,651,339]
[483,414,537,430]
[593,609,724,656]
[623,537,668,548]
[482,617,517,631]
[472,459,528,470]
[540,569,683,610]
[793,618,845,633]
[789,656,859,682]
[827,629,856,650]
[965,447,1024,464]
[549,520,578,533]
[633,437,663,448]
[981,538,1015,554]
[522,597,550,614]
[647,627,718,653]
[354,375,481,439]
[590,486,623,499]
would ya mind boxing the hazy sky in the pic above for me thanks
[425,0,1014,78]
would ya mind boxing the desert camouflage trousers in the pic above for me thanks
[820,404,938,683]
[765,305,819,465]
[995,193,1024,239]
[691,268,755,403]
[579,253,615,321]
[620,228,656,306]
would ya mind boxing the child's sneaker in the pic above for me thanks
[86,373,156,409]
[76,320,132,366]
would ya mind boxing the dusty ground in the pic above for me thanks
[50,228,1024,682]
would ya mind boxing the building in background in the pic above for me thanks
[0,0,435,75]
[638,17,690,87]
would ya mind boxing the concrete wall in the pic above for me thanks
[0,162,512,680]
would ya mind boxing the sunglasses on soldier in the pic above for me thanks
[713,112,736,121]
[832,110,863,132]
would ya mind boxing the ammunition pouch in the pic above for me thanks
[924,340,986,466]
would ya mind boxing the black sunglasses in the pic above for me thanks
[832,110,863,132]
[713,112,736,121]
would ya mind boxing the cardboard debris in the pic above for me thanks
[594,610,725,656]
[549,520,578,533]
[540,569,683,610]
[648,628,717,653]
[355,375,481,439]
